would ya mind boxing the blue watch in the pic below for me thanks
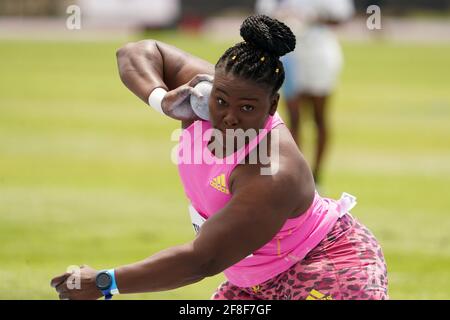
[95,269,119,300]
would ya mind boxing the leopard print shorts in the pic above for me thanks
[212,214,389,300]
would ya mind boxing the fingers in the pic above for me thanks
[50,272,71,288]
[162,78,210,122]
[55,280,80,300]
[189,74,214,87]
[53,277,71,300]
[190,87,204,99]
[168,74,212,102]
[52,265,101,300]
[55,273,82,299]
[54,275,83,300]
[165,85,200,107]
[51,264,87,289]
[170,85,192,101]
[55,280,68,293]
[59,292,70,300]
[55,274,81,294]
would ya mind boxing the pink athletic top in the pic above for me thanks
[177,112,348,287]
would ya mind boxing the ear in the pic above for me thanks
[269,93,279,116]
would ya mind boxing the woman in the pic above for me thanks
[50,15,388,300]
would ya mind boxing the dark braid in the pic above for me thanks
[215,14,296,94]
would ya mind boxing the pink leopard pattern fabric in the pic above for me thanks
[212,214,389,300]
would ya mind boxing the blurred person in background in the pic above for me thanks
[256,0,355,188]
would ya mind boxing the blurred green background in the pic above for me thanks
[0,31,449,299]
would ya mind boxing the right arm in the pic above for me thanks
[116,40,215,128]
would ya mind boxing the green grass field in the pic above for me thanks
[0,33,449,299]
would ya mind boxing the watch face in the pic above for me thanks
[96,272,112,290]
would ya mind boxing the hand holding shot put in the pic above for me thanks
[159,74,213,121]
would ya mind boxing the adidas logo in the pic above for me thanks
[210,173,229,194]
[306,289,333,300]
[251,285,260,294]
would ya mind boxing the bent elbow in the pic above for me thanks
[116,40,159,73]
[117,39,158,56]
[116,41,137,61]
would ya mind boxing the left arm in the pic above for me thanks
[118,168,307,292]
[51,168,306,299]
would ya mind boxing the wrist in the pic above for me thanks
[148,87,167,115]
[95,269,120,299]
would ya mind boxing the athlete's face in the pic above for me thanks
[209,69,279,134]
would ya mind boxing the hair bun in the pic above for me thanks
[240,14,296,57]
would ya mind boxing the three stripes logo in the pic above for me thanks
[210,173,229,194]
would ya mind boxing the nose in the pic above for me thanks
[223,111,239,128]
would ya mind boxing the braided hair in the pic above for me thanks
[215,14,296,95]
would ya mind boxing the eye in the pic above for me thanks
[217,97,226,106]
[241,105,254,112]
